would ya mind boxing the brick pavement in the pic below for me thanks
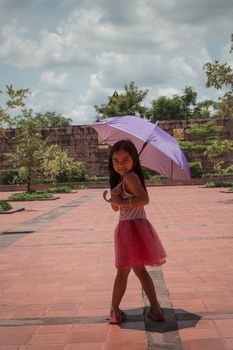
[0,186,233,350]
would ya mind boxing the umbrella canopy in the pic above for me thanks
[90,115,191,181]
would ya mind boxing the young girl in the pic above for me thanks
[105,139,167,325]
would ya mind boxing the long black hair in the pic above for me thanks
[108,140,147,191]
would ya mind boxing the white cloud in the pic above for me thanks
[39,70,70,91]
[158,87,179,98]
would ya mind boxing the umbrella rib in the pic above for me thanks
[106,125,149,144]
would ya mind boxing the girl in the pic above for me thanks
[106,139,167,325]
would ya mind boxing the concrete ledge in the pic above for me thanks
[7,196,60,201]
[0,207,25,214]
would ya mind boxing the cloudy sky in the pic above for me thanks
[0,0,232,125]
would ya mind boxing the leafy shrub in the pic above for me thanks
[189,162,203,178]
[148,175,167,180]
[142,167,159,180]
[56,162,86,183]
[0,170,20,185]
[203,182,233,188]
[43,186,72,193]
[8,191,54,201]
[0,200,12,213]
[86,176,109,182]
[204,172,233,178]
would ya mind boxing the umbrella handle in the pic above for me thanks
[103,190,111,202]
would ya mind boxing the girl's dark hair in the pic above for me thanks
[108,139,147,191]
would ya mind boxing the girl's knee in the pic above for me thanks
[133,265,147,277]
[117,267,131,277]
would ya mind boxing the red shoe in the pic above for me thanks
[147,308,165,322]
[108,310,126,325]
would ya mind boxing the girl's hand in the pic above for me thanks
[103,184,122,203]
[110,192,123,206]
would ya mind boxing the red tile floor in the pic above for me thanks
[0,185,232,349]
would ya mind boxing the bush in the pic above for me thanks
[8,191,54,201]
[203,182,233,188]
[204,172,233,178]
[43,186,72,193]
[0,169,19,185]
[142,167,159,180]
[0,200,12,213]
[55,162,86,183]
[148,175,167,180]
[86,176,109,182]
[189,162,203,178]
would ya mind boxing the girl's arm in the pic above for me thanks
[111,172,149,208]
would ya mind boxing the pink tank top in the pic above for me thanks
[119,179,146,222]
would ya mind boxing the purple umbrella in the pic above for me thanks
[90,115,191,181]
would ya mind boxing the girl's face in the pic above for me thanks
[112,150,134,177]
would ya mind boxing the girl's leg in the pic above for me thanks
[111,267,131,314]
[132,265,162,314]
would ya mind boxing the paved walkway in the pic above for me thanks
[0,186,233,350]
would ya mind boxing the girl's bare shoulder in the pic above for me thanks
[124,172,140,184]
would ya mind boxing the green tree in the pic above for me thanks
[4,117,84,191]
[43,145,85,184]
[95,81,148,120]
[193,99,219,118]
[4,118,47,192]
[0,85,29,135]
[203,34,233,118]
[149,86,199,121]
[14,109,72,128]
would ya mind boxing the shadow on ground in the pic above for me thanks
[119,307,201,333]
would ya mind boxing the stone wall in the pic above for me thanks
[0,117,232,178]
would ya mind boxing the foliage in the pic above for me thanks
[186,121,222,140]
[203,34,233,118]
[148,86,216,121]
[193,99,219,118]
[42,144,82,184]
[0,85,30,135]
[86,176,109,182]
[95,81,148,120]
[0,200,12,213]
[14,109,72,128]
[204,140,233,180]
[54,159,86,183]
[188,162,203,178]
[204,172,233,178]
[4,118,48,192]
[203,181,233,188]
[179,120,232,176]
[4,117,85,191]
[0,169,21,185]
[44,186,72,193]
[8,191,54,201]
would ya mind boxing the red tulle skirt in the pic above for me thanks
[114,218,167,269]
